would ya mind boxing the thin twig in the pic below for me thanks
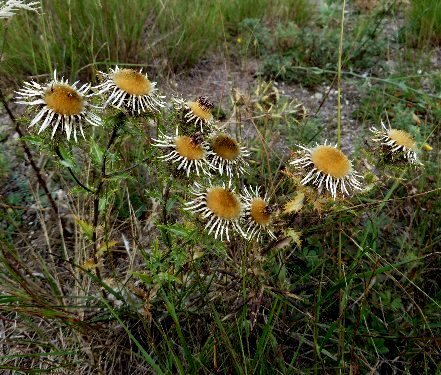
[337,0,346,149]
[0,88,60,220]
[54,145,96,193]
[92,116,123,273]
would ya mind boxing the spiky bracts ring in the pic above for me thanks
[184,96,215,132]
[153,130,211,177]
[0,1,39,19]
[95,66,165,114]
[185,182,245,241]
[208,133,250,177]
[15,71,102,141]
[290,142,362,199]
[370,122,419,164]
[241,186,276,241]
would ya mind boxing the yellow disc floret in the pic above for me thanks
[250,198,271,226]
[44,84,84,116]
[206,187,241,220]
[113,69,152,96]
[211,134,240,160]
[310,145,351,178]
[174,136,205,160]
[187,101,213,121]
[387,129,416,150]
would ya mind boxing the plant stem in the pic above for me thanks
[0,88,60,220]
[92,116,122,268]
[338,223,345,371]
[162,179,172,249]
[54,145,96,193]
[337,0,346,149]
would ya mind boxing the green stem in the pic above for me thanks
[54,145,96,194]
[92,114,123,279]
[337,0,346,149]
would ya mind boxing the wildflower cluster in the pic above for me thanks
[153,95,272,242]
[15,67,425,245]
[15,67,165,141]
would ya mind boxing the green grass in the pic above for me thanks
[406,0,441,47]
[0,0,313,84]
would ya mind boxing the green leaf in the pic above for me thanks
[73,216,93,240]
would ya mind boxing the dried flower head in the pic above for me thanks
[153,129,211,177]
[209,133,250,177]
[95,66,165,114]
[0,0,39,19]
[241,186,276,241]
[290,141,362,199]
[15,71,102,141]
[371,121,419,164]
[184,96,215,132]
[185,182,245,241]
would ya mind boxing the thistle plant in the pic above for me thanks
[15,71,102,141]
[0,0,38,19]
[2,1,440,373]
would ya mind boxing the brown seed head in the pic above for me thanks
[211,134,240,160]
[190,132,204,145]
[197,96,214,111]
[44,84,84,116]
[174,136,205,160]
[112,69,152,96]
[206,187,241,220]
[310,145,351,178]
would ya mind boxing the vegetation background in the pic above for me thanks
[0,0,440,373]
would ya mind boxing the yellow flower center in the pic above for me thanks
[387,129,416,150]
[250,198,271,226]
[206,187,241,220]
[211,134,240,160]
[113,69,152,96]
[188,101,213,121]
[310,145,351,178]
[44,84,84,116]
[174,136,205,160]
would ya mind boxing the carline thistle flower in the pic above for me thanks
[241,186,276,241]
[152,130,211,177]
[290,141,362,199]
[183,96,215,132]
[185,182,246,241]
[94,66,165,114]
[15,71,102,141]
[0,0,39,19]
[209,133,250,177]
[370,121,419,164]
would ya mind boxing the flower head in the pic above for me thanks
[185,182,245,241]
[0,1,39,19]
[183,96,215,132]
[370,121,419,164]
[95,66,165,114]
[15,71,101,141]
[152,130,211,177]
[241,186,276,241]
[208,133,250,177]
[290,141,362,199]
